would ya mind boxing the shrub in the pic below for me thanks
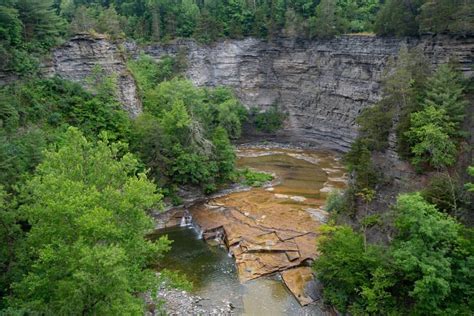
[240,168,273,187]
[250,105,286,133]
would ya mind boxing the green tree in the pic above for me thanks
[177,0,199,37]
[194,8,223,44]
[69,5,96,34]
[337,0,380,33]
[312,0,341,38]
[0,186,23,310]
[406,106,457,169]
[147,0,162,41]
[467,166,474,192]
[315,194,474,315]
[422,173,466,216]
[15,0,64,48]
[388,193,474,314]
[422,64,467,129]
[9,128,171,314]
[0,4,38,73]
[420,0,474,35]
[96,5,124,39]
[313,225,384,313]
[356,104,393,151]
[374,0,422,36]
[212,126,236,182]
[384,46,431,158]
[344,138,379,190]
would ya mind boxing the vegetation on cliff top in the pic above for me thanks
[1,0,473,75]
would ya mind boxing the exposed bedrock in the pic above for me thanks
[42,34,473,150]
[42,34,143,117]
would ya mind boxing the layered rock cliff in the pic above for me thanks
[43,34,142,117]
[44,34,474,151]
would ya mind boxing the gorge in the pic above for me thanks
[37,34,473,313]
[45,34,474,151]
[2,0,473,314]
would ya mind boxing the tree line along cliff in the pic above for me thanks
[1,0,473,75]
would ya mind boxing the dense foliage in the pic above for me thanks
[315,194,474,315]
[7,128,171,314]
[128,55,247,193]
[0,48,248,314]
[317,44,473,314]
[2,0,472,76]
[0,0,473,314]
[249,105,287,133]
[0,74,131,191]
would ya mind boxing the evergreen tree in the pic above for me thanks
[467,167,474,192]
[15,0,65,47]
[422,64,467,129]
[69,5,96,34]
[147,0,162,41]
[177,0,200,37]
[374,0,422,36]
[0,5,26,71]
[96,6,124,39]
[420,0,474,35]
[0,186,23,310]
[406,106,457,169]
[313,0,341,38]
[212,126,236,181]
[380,46,430,158]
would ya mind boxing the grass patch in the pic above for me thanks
[239,168,273,187]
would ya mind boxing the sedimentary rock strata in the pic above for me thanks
[34,34,473,151]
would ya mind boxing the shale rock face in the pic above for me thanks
[39,34,473,150]
[141,35,474,151]
[43,34,142,117]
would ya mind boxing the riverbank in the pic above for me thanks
[152,144,347,314]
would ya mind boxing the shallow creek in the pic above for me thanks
[153,146,347,315]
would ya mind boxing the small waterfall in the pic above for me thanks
[180,209,192,227]
[180,215,187,227]
[191,221,203,239]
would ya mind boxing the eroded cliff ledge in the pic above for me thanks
[45,34,473,151]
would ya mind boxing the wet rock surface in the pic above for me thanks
[171,146,347,306]
[281,267,317,306]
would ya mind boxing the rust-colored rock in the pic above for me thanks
[281,267,316,306]
[190,191,321,282]
[179,148,348,305]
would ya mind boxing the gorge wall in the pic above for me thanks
[45,34,474,151]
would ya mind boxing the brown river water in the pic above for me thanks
[154,146,347,315]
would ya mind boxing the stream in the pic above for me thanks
[153,145,347,315]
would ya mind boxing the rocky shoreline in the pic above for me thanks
[151,144,346,313]
[147,288,233,316]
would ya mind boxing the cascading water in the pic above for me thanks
[152,147,346,315]
[180,209,193,227]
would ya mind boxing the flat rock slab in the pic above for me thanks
[190,189,322,282]
[281,267,316,306]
